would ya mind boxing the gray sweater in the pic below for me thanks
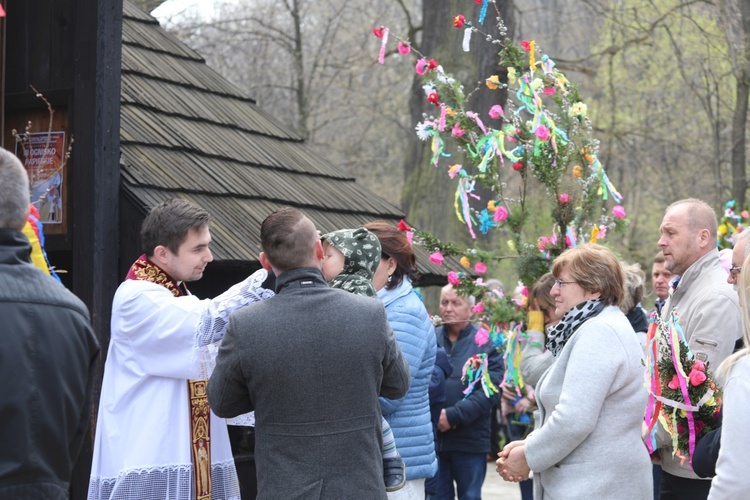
[525,306,652,499]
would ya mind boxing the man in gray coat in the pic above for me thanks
[208,206,410,499]
[650,198,741,500]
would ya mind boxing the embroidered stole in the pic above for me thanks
[126,255,212,499]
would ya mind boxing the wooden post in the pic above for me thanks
[70,0,122,497]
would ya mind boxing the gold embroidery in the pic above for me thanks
[129,258,181,297]
[189,379,211,500]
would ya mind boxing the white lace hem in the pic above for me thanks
[88,460,240,500]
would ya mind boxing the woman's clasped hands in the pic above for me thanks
[495,440,531,483]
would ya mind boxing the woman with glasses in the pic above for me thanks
[496,243,652,498]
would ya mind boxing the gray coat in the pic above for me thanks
[524,306,652,500]
[208,267,410,499]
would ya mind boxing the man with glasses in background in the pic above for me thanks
[647,199,741,500]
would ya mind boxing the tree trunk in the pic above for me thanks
[402,0,514,245]
[730,0,750,209]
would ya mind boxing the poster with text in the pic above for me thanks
[15,131,66,224]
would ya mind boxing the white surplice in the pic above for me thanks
[88,269,274,500]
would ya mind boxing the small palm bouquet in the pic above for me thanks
[644,311,722,466]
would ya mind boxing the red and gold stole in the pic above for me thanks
[126,255,212,500]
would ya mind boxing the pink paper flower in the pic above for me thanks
[472,302,485,314]
[559,193,569,204]
[512,162,524,171]
[494,206,508,222]
[693,359,706,372]
[415,58,428,76]
[453,14,466,28]
[668,375,680,390]
[535,125,551,141]
[474,327,489,346]
[612,205,627,219]
[743,210,750,219]
[448,164,463,179]
[521,40,531,52]
[475,261,487,274]
[452,123,465,137]
[488,105,504,120]
[447,271,461,286]
[598,225,608,239]
[689,369,707,386]
[397,41,411,55]
[543,86,556,96]
[429,251,444,265]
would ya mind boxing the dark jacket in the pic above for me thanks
[436,323,504,454]
[429,345,453,429]
[208,267,410,499]
[0,229,99,499]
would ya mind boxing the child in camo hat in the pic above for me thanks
[320,227,407,492]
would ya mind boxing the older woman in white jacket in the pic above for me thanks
[708,255,750,498]
[496,244,652,499]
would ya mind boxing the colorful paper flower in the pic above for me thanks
[415,58,428,75]
[453,14,466,28]
[494,206,509,222]
[397,41,411,55]
[372,26,385,38]
[521,40,532,52]
[507,67,517,84]
[472,301,485,314]
[448,164,463,179]
[572,165,584,178]
[543,86,556,96]
[535,125,551,141]
[559,193,569,204]
[485,75,501,90]
[693,359,706,372]
[451,123,465,137]
[689,369,707,386]
[427,92,440,106]
[612,205,627,219]
[429,251,444,265]
[475,261,487,274]
[427,59,439,70]
[474,327,489,346]
[568,102,588,118]
[460,256,471,267]
[512,161,524,171]
[397,219,411,232]
[488,105,503,120]
[668,375,680,390]
[447,271,461,286]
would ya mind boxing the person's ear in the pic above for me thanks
[152,245,169,265]
[259,252,274,272]
[314,240,324,260]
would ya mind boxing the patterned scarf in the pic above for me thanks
[321,228,381,297]
[546,299,605,356]
[125,254,185,297]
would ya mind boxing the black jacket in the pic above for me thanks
[436,323,504,453]
[0,229,99,499]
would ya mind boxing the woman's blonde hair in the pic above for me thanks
[717,253,750,379]
[551,243,624,306]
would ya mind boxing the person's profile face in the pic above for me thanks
[321,242,345,282]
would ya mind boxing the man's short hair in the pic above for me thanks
[653,251,665,265]
[551,243,624,306]
[0,149,30,230]
[141,198,210,256]
[666,198,718,244]
[260,206,318,273]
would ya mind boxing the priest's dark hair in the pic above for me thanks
[141,198,211,256]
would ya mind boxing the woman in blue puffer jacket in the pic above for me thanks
[365,221,438,499]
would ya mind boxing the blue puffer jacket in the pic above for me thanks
[378,278,438,480]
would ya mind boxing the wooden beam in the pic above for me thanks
[70,0,122,496]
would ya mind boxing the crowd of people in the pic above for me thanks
[1,141,749,500]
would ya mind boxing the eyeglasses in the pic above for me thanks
[554,279,577,288]
[730,265,742,280]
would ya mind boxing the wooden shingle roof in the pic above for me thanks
[120,0,458,284]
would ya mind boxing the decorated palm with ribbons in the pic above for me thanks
[375,3,629,389]
[644,311,721,466]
